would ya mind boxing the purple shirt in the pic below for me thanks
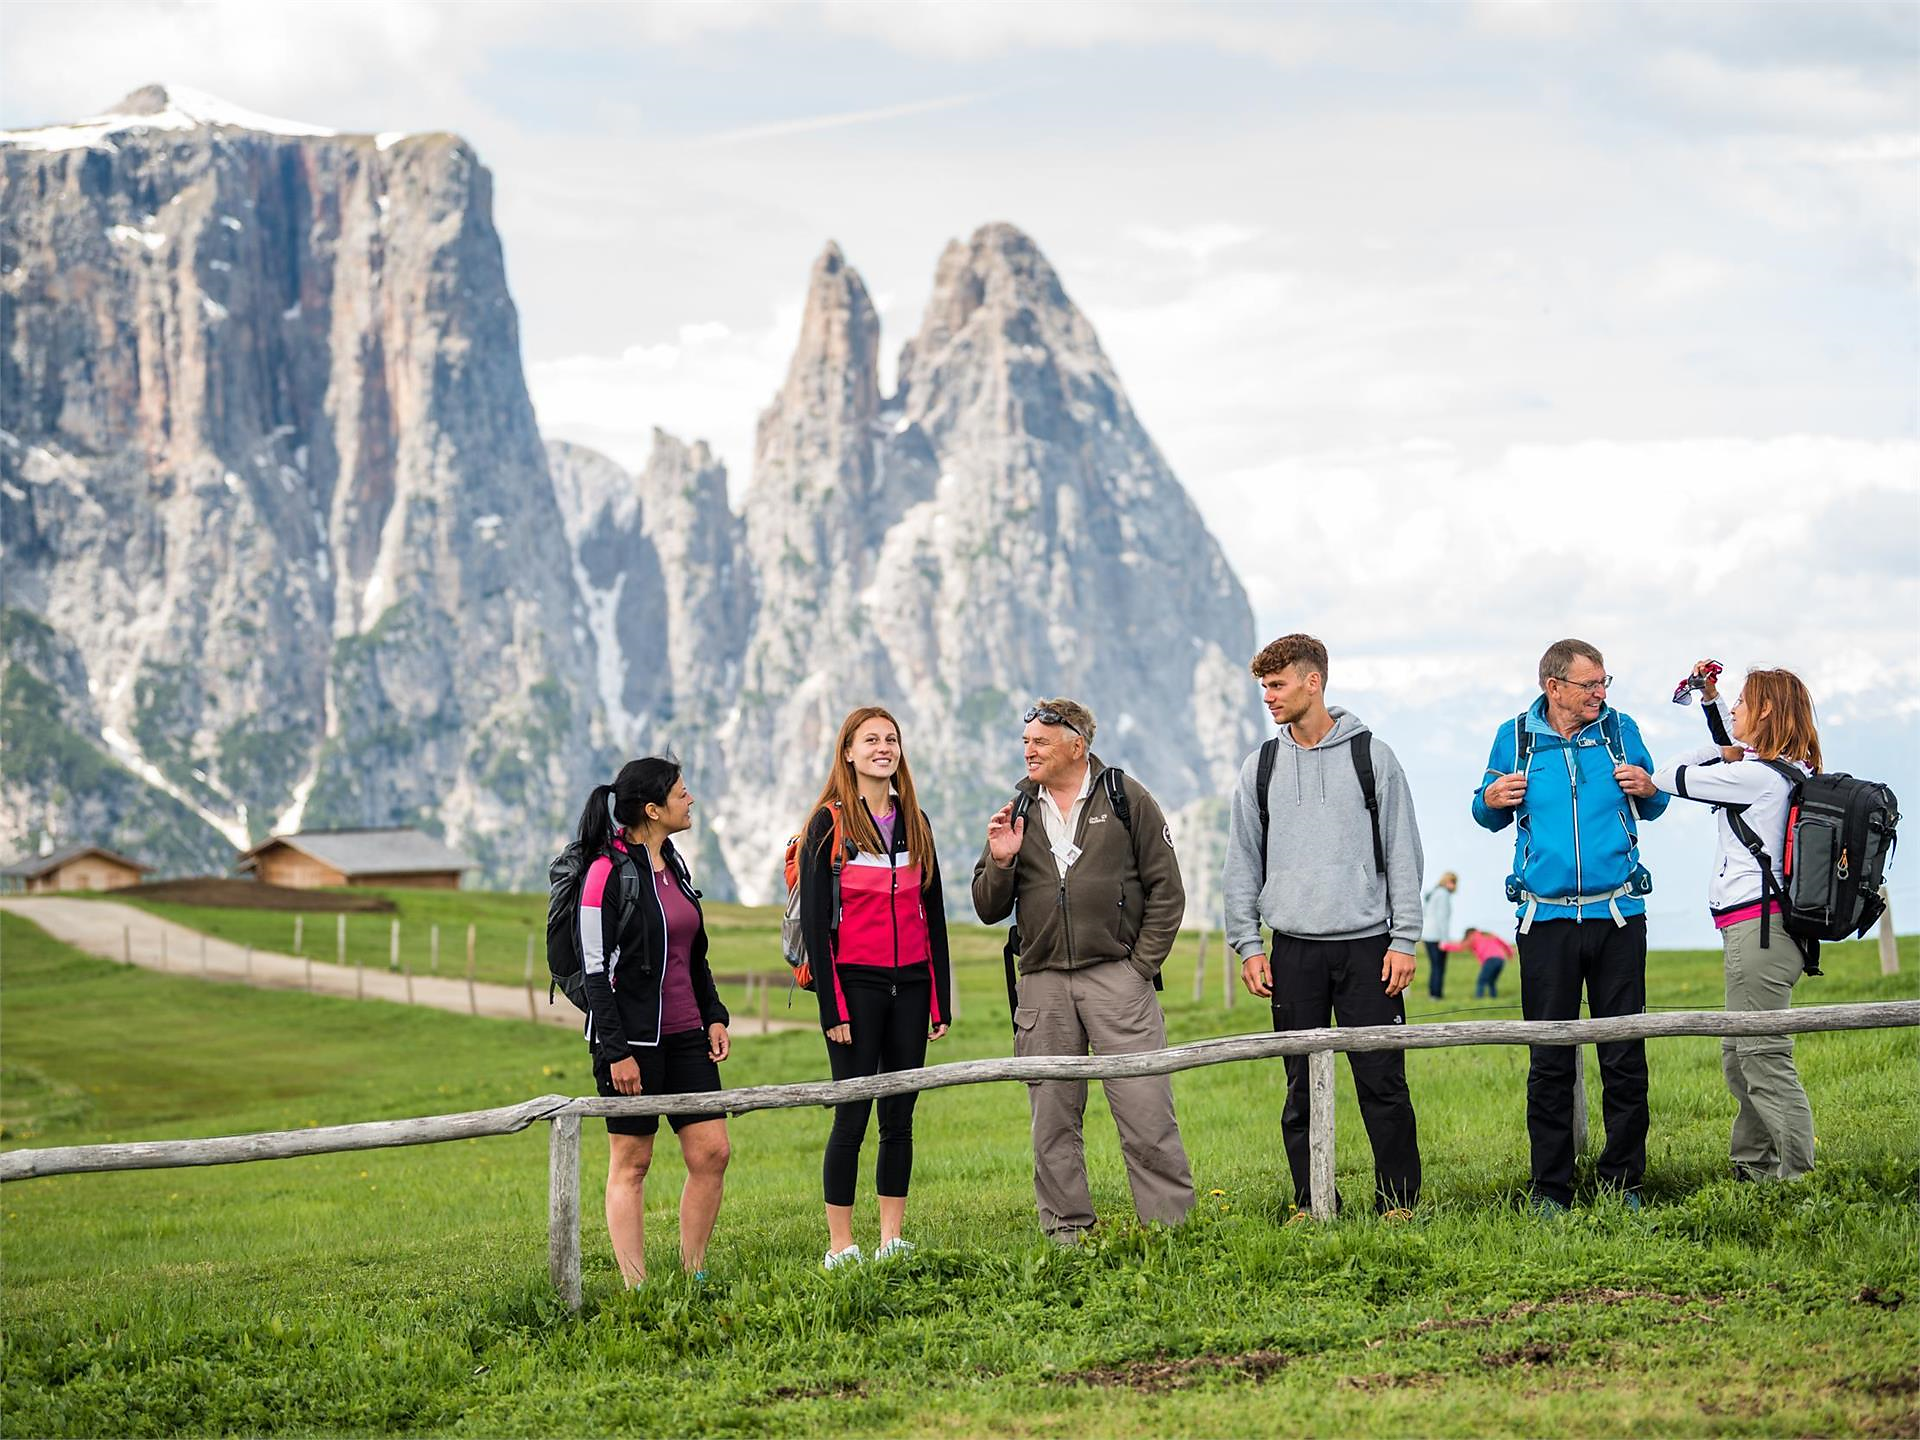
[873,808,896,854]
[654,865,704,1037]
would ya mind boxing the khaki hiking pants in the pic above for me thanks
[1014,960,1195,1238]
[1721,915,1815,1181]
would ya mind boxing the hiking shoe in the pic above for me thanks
[822,1245,862,1271]
[1621,1191,1643,1213]
[1528,1196,1570,1218]
[1380,1207,1415,1224]
[873,1238,915,1261]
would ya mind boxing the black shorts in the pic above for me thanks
[592,1029,723,1136]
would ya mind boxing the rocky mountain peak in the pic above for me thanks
[767,240,883,450]
[114,84,173,117]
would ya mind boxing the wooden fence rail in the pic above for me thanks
[3,1001,1914,1312]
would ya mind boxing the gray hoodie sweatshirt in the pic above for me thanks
[1222,707,1425,959]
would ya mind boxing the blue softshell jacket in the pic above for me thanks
[1471,696,1670,924]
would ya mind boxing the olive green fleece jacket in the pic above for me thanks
[971,756,1186,979]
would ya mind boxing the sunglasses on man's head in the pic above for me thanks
[1023,706,1082,736]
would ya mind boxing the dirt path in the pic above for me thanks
[0,897,811,1034]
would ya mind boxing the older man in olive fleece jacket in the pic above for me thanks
[973,697,1195,1243]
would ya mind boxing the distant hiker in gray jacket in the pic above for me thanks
[1223,634,1426,1217]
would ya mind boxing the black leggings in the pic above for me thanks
[823,969,931,1206]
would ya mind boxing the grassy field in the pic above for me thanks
[3,906,1916,1437]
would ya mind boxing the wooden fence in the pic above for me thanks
[3,1001,1914,1310]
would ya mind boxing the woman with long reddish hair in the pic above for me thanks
[798,705,953,1268]
[1653,662,1823,1182]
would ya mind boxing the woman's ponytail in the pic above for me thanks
[576,782,618,853]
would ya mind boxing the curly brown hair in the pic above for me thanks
[1249,634,1328,682]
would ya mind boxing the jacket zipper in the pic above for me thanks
[645,848,667,1046]
[1564,746,1583,899]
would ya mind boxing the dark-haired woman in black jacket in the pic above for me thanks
[574,756,731,1285]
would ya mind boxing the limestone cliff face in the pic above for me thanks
[2,91,1263,910]
[716,224,1262,911]
[1,86,598,885]
[547,432,746,893]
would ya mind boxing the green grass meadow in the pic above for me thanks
[3,902,1916,1436]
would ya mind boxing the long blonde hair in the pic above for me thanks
[1741,668,1822,772]
[810,706,935,885]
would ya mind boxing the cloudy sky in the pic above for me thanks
[5,0,1916,944]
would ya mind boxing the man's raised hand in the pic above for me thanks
[986,802,1025,868]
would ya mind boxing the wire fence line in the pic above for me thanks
[3,1001,1915,1310]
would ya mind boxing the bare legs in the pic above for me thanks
[605,1132,653,1286]
[604,1119,731,1284]
[676,1119,731,1271]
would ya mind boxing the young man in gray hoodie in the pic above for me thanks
[1223,634,1426,1216]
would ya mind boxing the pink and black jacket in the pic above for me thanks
[577,836,729,1067]
[797,802,953,1033]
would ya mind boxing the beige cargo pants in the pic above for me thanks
[1721,915,1816,1180]
[1014,959,1196,1238]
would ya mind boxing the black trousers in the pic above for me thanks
[1270,932,1421,1211]
[1424,940,1447,999]
[823,968,930,1206]
[1518,915,1648,1204]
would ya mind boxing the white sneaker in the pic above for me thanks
[822,1245,862,1270]
[873,1238,914,1261]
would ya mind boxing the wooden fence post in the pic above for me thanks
[430,924,440,975]
[1572,1045,1589,1154]
[1879,888,1899,976]
[355,942,365,1001]
[123,926,131,966]
[1307,1049,1336,1221]
[293,914,303,955]
[525,934,537,1022]
[389,919,400,972]
[336,914,346,974]
[549,1116,582,1311]
[466,925,477,1016]
[403,944,415,1006]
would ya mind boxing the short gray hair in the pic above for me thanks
[1031,696,1095,747]
[1538,638,1605,689]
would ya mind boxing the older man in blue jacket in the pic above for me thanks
[1474,638,1669,1211]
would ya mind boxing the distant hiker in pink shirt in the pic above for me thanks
[1442,928,1516,998]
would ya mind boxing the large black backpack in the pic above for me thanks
[545,842,642,1012]
[1726,762,1900,974]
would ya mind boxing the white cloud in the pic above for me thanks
[814,0,1344,65]
[1204,436,1920,710]
[1646,49,1911,131]
[527,300,803,484]
[1126,222,1261,268]
[687,93,989,147]
[1626,250,1744,305]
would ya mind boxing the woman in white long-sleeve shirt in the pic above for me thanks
[1651,662,1821,1182]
